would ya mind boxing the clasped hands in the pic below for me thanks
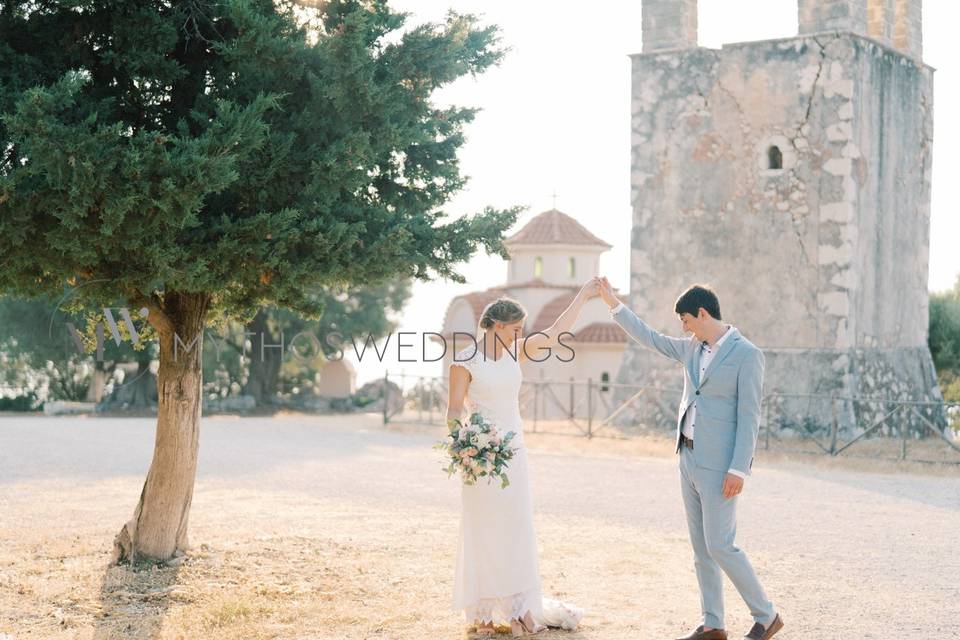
[581,276,620,309]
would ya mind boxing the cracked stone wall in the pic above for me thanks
[617,32,940,434]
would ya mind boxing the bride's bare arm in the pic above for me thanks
[446,364,471,428]
[518,278,599,363]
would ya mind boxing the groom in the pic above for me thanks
[597,279,783,640]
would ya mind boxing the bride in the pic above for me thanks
[445,279,597,636]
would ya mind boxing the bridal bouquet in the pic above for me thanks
[436,412,517,488]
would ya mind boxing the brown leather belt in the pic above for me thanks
[680,434,694,450]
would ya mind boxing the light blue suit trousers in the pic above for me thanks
[679,444,775,628]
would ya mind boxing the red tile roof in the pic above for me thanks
[506,279,579,290]
[459,288,508,319]
[442,282,578,333]
[531,291,578,332]
[443,284,625,345]
[504,209,612,249]
[565,322,629,344]
[530,288,624,333]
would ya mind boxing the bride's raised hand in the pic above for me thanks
[579,277,601,300]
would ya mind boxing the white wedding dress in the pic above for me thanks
[450,344,583,630]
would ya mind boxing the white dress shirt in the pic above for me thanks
[610,301,746,479]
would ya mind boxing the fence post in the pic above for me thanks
[901,405,908,460]
[829,395,839,455]
[427,378,434,424]
[411,373,422,423]
[587,378,594,439]
[382,371,389,425]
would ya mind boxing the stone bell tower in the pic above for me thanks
[618,0,939,431]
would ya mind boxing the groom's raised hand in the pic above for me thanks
[598,276,620,309]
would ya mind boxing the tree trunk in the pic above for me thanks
[113,292,209,565]
[242,308,282,405]
[85,361,112,403]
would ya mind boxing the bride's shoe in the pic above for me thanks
[510,613,546,637]
[473,621,496,636]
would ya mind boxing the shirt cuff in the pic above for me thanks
[727,468,747,479]
[610,301,625,314]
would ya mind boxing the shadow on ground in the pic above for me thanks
[92,561,182,640]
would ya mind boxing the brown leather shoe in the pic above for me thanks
[743,614,783,639]
[676,625,728,640]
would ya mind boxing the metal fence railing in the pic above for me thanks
[380,372,960,465]
[760,392,960,464]
[380,371,684,439]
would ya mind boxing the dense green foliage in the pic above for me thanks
[930,277,960,403]
[0,0,518,330]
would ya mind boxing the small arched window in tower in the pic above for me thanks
[600,372,610,393]
[534,256,543,279]
[568,257,576,278]
[767,145,783,170]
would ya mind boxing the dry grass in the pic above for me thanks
[1,413,958,639]
[2,483,611,640]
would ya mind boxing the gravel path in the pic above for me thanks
[1,414,958,639]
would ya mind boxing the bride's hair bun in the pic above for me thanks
[478,297,526,331]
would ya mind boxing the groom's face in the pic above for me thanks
[678,310,706,340]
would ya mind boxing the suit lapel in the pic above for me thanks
[685,342,701,387]
[699,327,740,387]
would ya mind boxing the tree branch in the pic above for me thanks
[123,285,175,336]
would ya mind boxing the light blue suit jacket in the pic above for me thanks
[611,305,765,475]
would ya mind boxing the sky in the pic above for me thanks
[349,0,960,387]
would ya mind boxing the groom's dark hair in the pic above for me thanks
[675,285,722,320]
